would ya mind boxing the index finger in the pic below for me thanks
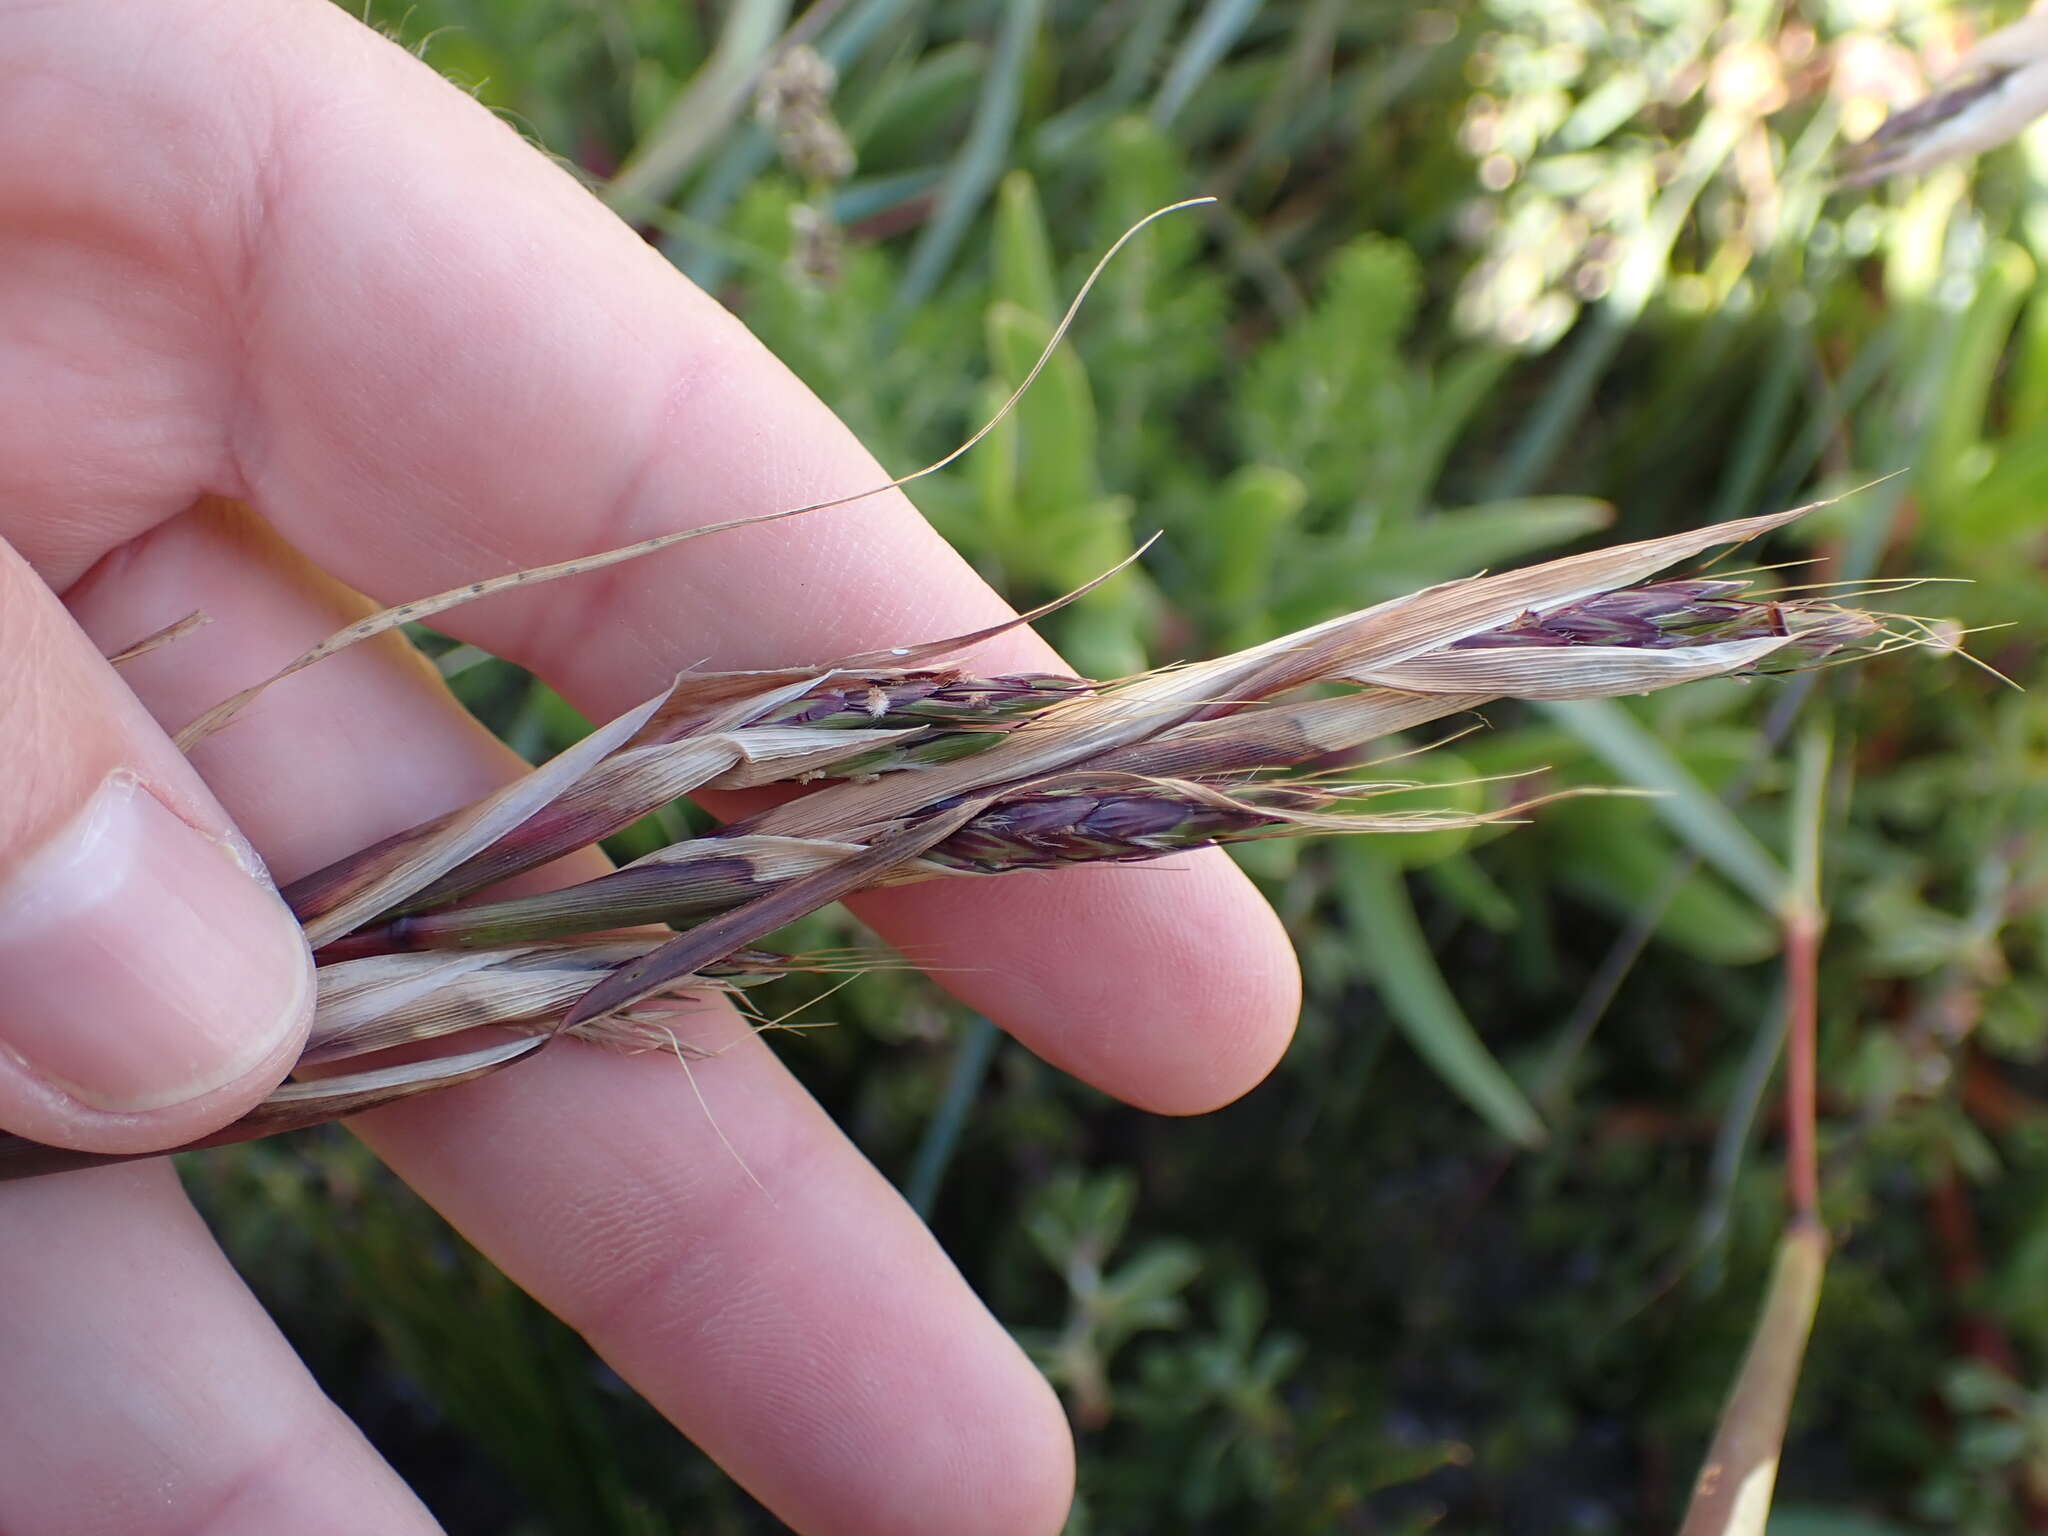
[49,0,1303,1110]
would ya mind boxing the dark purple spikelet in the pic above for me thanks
[1452,580,1877,666]
[928,784,1318,873]
[331,672,1094,924]
[762,671,1090,729]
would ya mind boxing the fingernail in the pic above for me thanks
[0,775,311,1113]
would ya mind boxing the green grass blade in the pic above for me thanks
[1543,697,1788,913]
[1337,850,1546,1148]
[1361,496,1613,594]
[606,0,792,211]
[904,1015,1001,1218]
[993,170,1060,321]
[1152,0,1266,129]
[893,0,1045,315]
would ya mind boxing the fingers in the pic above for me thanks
[0,1164,440,1536]
[70,500,1077,1535]
[220,1,1300,1108]
[4,0,1297,1108]
[0,538,309,1151]
[849,860,1300,1114]
[370,1013,1079,1536]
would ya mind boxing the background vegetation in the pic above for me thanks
[189,1,2048,1528]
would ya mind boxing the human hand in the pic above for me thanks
[0,3,1300,1531]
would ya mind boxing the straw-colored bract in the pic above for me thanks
[0,501,1928,1177]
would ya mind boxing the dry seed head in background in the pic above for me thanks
[1838,12,2048,186]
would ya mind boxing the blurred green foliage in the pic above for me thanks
[179,0,2048,1529]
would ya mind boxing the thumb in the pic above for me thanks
[0,538,310,1153]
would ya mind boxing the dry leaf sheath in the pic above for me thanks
[0,504,1915,1179]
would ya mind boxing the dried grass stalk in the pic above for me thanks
[0,1038,544,1181]
[0,499,1929,1177]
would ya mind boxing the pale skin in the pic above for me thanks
[0,3,1301,1533]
